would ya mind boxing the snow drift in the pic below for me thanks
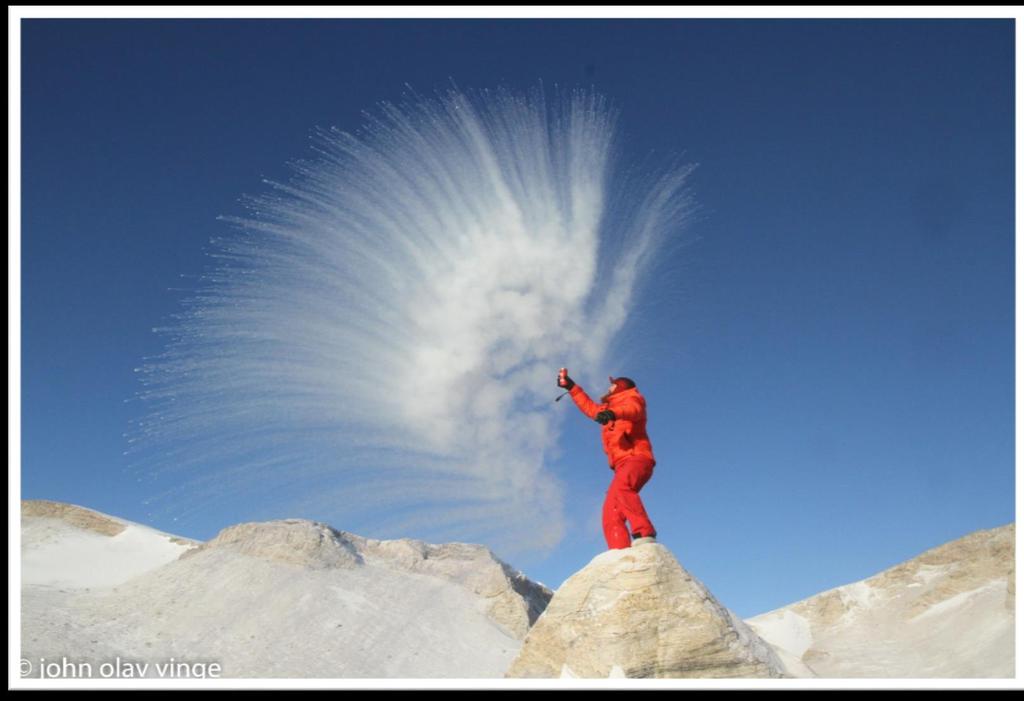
[21,499,197,590]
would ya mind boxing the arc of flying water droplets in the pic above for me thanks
[129,86,696,556]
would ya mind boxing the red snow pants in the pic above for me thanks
[602,455,656,549]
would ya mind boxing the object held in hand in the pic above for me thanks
[558,368,575,390]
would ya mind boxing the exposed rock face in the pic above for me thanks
[351,533,551,638]
[746,524,1015,678]
[186,519,551,639]
[506,543,787,679]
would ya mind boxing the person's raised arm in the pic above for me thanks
[558,368,603,420]
[569,384,604,420]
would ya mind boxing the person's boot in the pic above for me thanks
[631,533,657,547]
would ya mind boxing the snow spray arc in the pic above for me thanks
[130,86,695,556]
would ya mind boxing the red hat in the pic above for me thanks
[608,376,636,394]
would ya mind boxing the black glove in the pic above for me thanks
[595,410,616,425]
[558,370,575,391]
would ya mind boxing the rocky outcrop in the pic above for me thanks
[353,535,551,639]
[506,543,787,679]
[746,523,1015,678]
[187,518,551,639]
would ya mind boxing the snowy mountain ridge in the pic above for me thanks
[184,517,551,638]
[745,523,1015,678]
[21,500,550,678]
[19,500,1015,679]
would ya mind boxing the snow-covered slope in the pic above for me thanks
[20,502,551,678]
[21,500,198,589]
[745,524,1015,678]
[21,501,1013,679]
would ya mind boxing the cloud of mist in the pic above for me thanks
[131,86,694,556]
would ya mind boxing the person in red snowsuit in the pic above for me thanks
[558,369,657,550]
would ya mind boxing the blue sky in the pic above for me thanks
[19,19,1014,618]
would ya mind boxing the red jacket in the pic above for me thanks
[569,385,656,469]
